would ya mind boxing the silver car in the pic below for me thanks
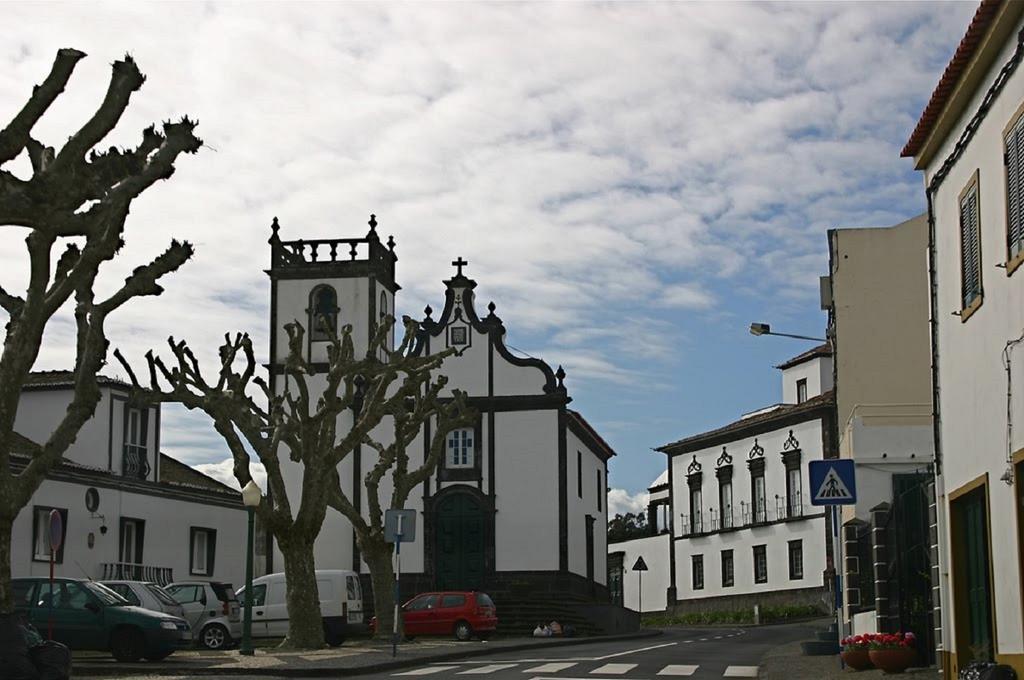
[100,580,187,619]
[166,581,242,649]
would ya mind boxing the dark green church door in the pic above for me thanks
[435,493,485,591]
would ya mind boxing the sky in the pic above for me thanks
[1,1,976,515]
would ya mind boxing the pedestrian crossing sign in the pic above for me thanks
[808,459,857,506]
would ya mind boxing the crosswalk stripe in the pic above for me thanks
[723,666,759,677]
[459,664,519,674]
[591,663,638,675]
[524,663,578,673]
[657,665,699,676]
[394,667,460,676]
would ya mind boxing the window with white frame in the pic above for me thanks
[753,474,766,523]
[719,480,733,529]
[787,467,802,517]
[190,527,216,576]
[447,428,474,468]
[796,378,808,404]
[32,507,67,563]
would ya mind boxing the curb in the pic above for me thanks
[72,630,663,677]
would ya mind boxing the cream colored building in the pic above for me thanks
[902,0,1024,675]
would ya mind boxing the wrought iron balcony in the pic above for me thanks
[100,562,173,586]
[122,443,150,479]
[778,491,805,519]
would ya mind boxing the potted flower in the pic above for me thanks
[840,635,873,671]
[867,632,917,674]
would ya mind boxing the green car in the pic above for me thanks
[12,577,192,662]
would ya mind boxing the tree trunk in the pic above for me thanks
[363,539,398,640]
[279,536,325,649]
[0,512,12,614]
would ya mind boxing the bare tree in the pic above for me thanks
[0,50,200,613]
[115,315,473,648]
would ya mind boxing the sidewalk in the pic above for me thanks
[72,630,662,677]
[758,640,938,680]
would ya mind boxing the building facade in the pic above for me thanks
[657,348,837,615]
[902,1,1024,675]
[11,372,247,587]
[607,473,672,613]
[267,217,615,608]
[825,216,937,656]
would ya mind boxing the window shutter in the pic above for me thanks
[960,186,981,306]
[1010,120,1024,258]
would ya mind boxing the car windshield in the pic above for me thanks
[146,584,180,607]
[84,581,128,606]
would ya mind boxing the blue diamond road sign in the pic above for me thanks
[808,459,857,506]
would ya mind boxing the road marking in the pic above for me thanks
[594,642,678,660]
[723,666,759,677]
[524,663,578,673]
[591,663,638,674]
[657,665,699,676]
[459,664,519,674]
[395,667,460,676]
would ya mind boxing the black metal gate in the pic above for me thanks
[885,473,935,666]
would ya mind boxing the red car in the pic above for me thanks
[371,591,497,641]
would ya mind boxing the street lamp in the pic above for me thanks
[240,479,262,656]
[748,322,826,343]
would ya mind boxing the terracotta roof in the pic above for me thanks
[159,453,239,496]
[22,370,127,389]
[657,390,835,455]
[901,0,1004,158]
[775,342,832,371]
[567,409,617,461]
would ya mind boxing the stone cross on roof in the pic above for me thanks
[452,256,468,277]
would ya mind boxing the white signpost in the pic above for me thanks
[384,509,417,658]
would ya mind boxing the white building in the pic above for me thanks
[902,1,1024,675]
[267,217,615,610]
[656,346,836,615]
[11,371,248,587]
[607,472,672,613]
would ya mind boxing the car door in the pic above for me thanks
[263,580,290,638]
[402,594,438,636]
[167,584,206,629]
[437,594,466,635]
[35,581,105,650]
[238,583,268,637]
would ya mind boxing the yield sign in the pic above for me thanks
[632,556,649,572]
[809,459,857,506]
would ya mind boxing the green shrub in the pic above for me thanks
[641,603,825,627]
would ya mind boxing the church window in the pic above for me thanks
[309,285,339,341]
[447,428,474,468]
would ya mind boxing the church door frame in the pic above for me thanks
[424,485,495,591]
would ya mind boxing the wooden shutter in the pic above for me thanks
[1008,117,1024,260]
[960,185,982,308]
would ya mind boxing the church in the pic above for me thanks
[265,215,616,612]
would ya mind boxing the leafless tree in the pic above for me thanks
[115,315,474,648]
[0,49,200,613]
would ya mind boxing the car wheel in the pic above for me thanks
[454,620,473,642]
[145,649,174,661]
[111,627,146,662]
[200,623,230,649]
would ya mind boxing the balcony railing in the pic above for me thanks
[680,498,812,537]
[101,562,173,586]
[122,444,150,479]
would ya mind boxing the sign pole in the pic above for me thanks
[638,569,643,616]
[47,508,63,642]
[48,547,54,640]
[392,513,403,658]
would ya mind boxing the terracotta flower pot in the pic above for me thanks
[841,648,873,671]
[868,647,917,674]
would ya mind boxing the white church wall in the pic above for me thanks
[428,333,490,397]
[491,352,550,396]
[13,477,246,587]
[275,277,369,361]
[493,409,560,571]
[611,533,670,612]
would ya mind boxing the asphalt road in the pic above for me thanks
[111,622,818,680]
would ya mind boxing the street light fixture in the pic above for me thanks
[748,322,826,343]
[240,479,262,657]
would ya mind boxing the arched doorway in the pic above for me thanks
[435,492,485,591]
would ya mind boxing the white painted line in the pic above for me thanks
[594,642,678,660]
[723,666,759,677]
[459,664,519,674]
[524,663,578,673]
[591,663,638,675]
[395,667,461,676]
[657,665,699,676]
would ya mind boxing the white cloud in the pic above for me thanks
[607,488,650,518]
[193,457,267,493]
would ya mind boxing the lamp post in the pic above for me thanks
[240,479,262,656]
[748,322,826,343]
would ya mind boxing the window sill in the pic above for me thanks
[960,295,983,323]
[1007,250,1024,276]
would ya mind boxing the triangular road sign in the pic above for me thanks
[815,467,853,502]
[632,556,649,572]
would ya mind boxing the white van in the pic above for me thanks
[236,569,365,646]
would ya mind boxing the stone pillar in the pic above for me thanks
[870,502,891,632]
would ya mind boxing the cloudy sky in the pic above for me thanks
[2,1,974,513]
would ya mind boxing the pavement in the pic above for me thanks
[758,639,938,679]
[75,621,819,680]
